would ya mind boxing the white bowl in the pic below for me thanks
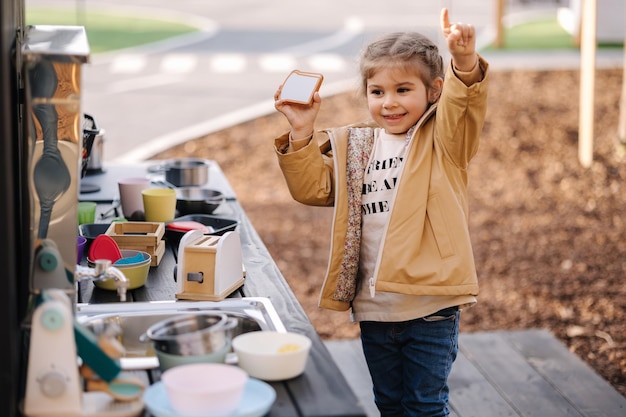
[232,331,311,381]
[161,363,248,417]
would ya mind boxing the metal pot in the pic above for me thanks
[176,187,224,215]
[82,113,105,176]
[86,129,105,173]
[149,158,210,187]
[140,312,237,356]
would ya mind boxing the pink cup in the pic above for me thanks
[76,236,87,264]
[118,177,151,219]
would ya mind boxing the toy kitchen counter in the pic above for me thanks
[77,161,367,417]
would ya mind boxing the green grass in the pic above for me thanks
[26,8,198,53]
[506,18,576,49]
[486,17,623,51]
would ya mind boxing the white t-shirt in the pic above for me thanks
[351,128,475,322]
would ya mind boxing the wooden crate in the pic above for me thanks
[105,222,165,266]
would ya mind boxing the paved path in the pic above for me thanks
[28,1,623,163]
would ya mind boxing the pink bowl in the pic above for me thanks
[161,363,248,417]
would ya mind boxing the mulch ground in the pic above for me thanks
[154,67,626,397]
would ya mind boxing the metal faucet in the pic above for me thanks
[75,260,129,302]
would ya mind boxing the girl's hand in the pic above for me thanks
[274,87,321,139]
[440,8,477,71]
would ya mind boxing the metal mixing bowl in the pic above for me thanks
[141,312,236,356]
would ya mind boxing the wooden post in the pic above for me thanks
[494,0,505,48]
[578,0,596,168]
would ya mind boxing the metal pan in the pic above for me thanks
[175,187,224,215]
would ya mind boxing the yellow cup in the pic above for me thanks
[142,188,177,222]
[78,202,97,225]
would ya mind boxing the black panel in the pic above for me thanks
[0,1,29,415]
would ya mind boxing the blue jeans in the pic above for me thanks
[359,307,460,417]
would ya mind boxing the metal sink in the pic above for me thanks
[76,297,286,370]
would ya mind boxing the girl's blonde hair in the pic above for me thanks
[359,32,444,96]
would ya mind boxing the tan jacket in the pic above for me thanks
[275,57,489,311]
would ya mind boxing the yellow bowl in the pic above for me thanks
[89,250,151,290]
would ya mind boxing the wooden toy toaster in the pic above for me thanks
[175,230,244,301]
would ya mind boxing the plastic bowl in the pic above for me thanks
[76,236,87,264]
[78,223,110,250]
[88,249,151,290]
[161,363,248,417]
[232,331,311,381]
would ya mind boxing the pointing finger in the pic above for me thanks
[441,8,450,33]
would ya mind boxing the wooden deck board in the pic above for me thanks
[325,329,626,417]
[325,339,378,417]
[504,330,626,417]
[457,331,586,417]
[448,352,519,417]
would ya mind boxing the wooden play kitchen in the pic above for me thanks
[105,222,165,267]
[76,162,367,417]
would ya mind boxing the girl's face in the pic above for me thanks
[366,66,436,135]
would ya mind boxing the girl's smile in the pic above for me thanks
[382,113,407,123]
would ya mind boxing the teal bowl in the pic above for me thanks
[155,342,230,372]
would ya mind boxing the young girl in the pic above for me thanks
[273,8,488,417]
